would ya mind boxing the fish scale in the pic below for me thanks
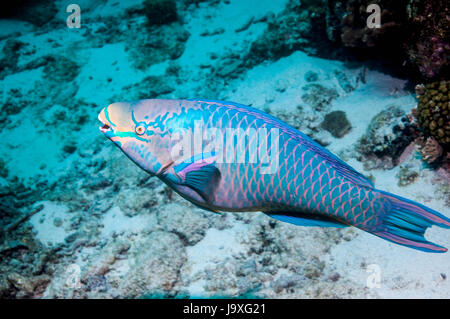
[99,99,450,252]
[198,100,376,225]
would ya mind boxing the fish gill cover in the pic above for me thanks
[0,0,448,299]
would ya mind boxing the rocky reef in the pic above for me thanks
[325,0,449,81]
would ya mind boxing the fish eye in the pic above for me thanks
[135,124,146,135]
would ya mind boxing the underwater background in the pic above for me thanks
[0,0,449,298]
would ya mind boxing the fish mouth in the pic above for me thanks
[98,111,112,134]
[99,122,111,133]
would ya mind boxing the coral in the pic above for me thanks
[116,188,156,217]
[41,55,80,82]
[396,164,419,186]
[0,39,25,80]
[6,55,82,113]
[157,203,210,245]
[194,217,363,298]
[0,0,57,26]
[321,110,351,138]
[62,143,77,155]
[109,231,186,298]
[357,105,417,169]
[122,76,175,101]
[416,137,443,164]
[339,0,406,48]
[301,84,339,112]
[6,273,51,298]
[127,23,189,70]
[246,0,330,67]
[304,70,319,82]
[405,0,450,79]
[269,106,331,146]
[1,96,24,118]
[143,0,178,25]
[325,0,449,80]
[333,70,355,93]
[414,81,450,151]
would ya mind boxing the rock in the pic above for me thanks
[271,274,303,292]
[118,231,186,297]
[143,0,178,25]
[84,176,113,191]
[214,58,243,79]
[275,79,289,92]
[245,0,328,67]
[357,105,416,169]
[304,70,319,82]
[117,188,157,217]
[321,111,351,138]
[396,164,419,187]
[157,203,210,245]
[236,259,257,277]
[301,84,339,112]
[125,23,189,71]
[334,70,354,93]
[53,218,63,227]
[124,75,174,100]
[85,275,107,293]
[0,0,57,26]
[0,39,25,79]
[0,241,28,254]
[62,143,77,154]
[201,28,225,36]
[311,130,332,146]
[0,160,8,178]
[42,55,80,82]
[235,17,254,33]
[327,272,341,282]
[6,273,51,296]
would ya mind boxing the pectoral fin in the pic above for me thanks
[181,164,221,203]
[172,153,221,204]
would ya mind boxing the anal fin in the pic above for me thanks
[265,212,348,228]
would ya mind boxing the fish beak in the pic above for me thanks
[98,109,112,133]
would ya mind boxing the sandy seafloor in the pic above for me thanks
[0,0,449,298]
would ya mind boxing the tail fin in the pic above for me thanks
[370,189,450,253]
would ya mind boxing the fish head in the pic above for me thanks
[98,100,175,175]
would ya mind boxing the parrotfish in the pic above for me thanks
[98,99,450,252]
